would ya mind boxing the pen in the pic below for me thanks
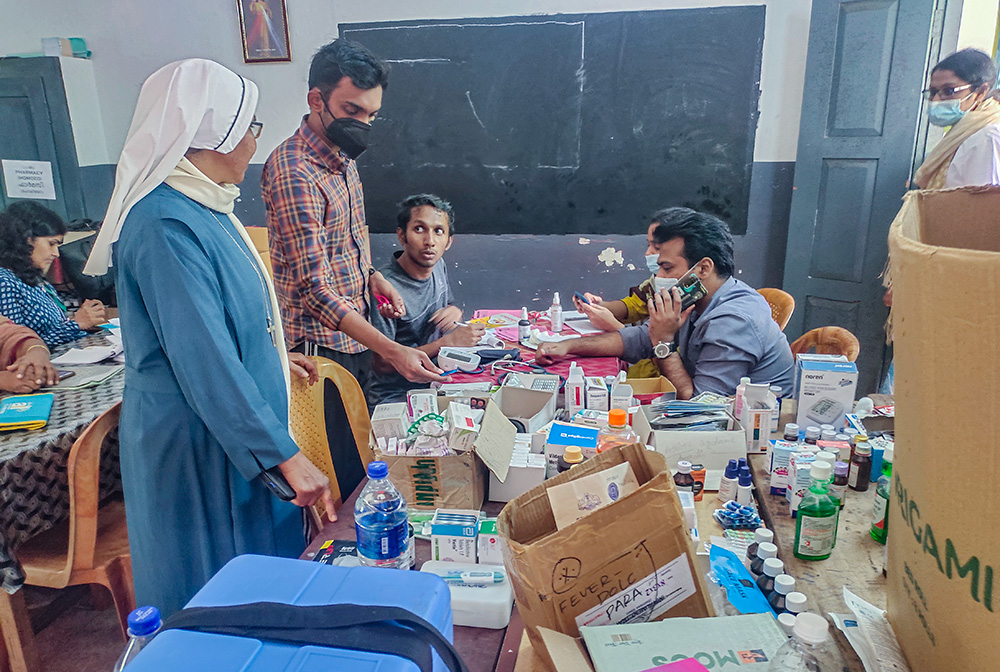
[454,320,471,327]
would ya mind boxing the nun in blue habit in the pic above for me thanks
[84,59,335,617]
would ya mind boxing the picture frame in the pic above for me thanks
[237,0,291,63]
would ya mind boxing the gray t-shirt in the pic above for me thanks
[368,252,455,405]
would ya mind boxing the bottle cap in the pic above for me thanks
[820,424,835,433]
[805,426,821,439]
[520,307,529,320]
[777,612,797,636]
[738,457,748,470]
[815,451,837,464]
[810,460,832,480]
[690,463,704,472]
[757,542,777,560]
[724,459,739,479]
[740,376,751,384]
[821,429,836,441]
[553,292,561,304]
[785,591,808,613]
[783,423,799,436]
[608,408,628,427]
[792,612,830,645]
[834,461,849,475]
[883,446,894,463]
[769,385,782,394]
[763,557,784,577]
[855,442,872,456]
[835,433,849,442]
[563,446,583,464]
[738,465,752,487]
[677,460,692,474]
[753,528,774,544]
[128,606,162,636]
[367,460,388,479]
[774,574,796,595]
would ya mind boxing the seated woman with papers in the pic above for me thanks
[0,316,58,393]
[0,201,107,347]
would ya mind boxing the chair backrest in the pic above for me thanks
[756,287,795,331]
[245,226,274,279]
[67,402,122,573]
[790,326,861,362]
[289,357,375,521]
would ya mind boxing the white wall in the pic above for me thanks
[957,0,999,53]
[2,0,811,165]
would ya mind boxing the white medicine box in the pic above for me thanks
[794,360,858,430]
[430,509,480,562]
[371,402,410,440]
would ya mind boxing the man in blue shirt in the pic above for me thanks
[536,208,794,399]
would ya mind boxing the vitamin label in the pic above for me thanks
[796,514,837,556]
[871,495,888,529]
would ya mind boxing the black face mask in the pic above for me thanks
[322,103,371,160]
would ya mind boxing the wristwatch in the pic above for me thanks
[653,340,678,359]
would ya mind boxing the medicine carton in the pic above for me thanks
[406,389,438,422]
[786,450,816,516]
[446,402,478,453]
[430,509,480,563]
[584,377,609,412]
[476,518,503,565]
[795,360,858,430]
[371,402,410,440]
[768,440,798,495]
[489,442,546,503]
[817,439,850,463]
[543,421,600,476]
[792,353,847,399]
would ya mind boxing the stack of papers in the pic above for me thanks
[649,399,732,431]
[831,588,910,672]
[52,365,124,391]
[51,343,123,366]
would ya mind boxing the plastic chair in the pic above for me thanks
[790,327,860,362]
[289,357,375,527]
[245,226,273,279]
[757,288,795,330]
[15,403,134,641]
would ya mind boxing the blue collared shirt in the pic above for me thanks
[619,278,795,396]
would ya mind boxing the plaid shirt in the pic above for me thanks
[262,118,371,354]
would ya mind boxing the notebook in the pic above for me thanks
[0,393,55,431]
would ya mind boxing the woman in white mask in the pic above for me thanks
[84,59,335,616]
[914,48,1000,189]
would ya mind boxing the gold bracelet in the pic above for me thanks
[25,343,49,355]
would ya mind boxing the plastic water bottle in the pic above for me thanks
[768,612,845,671]
[355,461,408,568]
[112,606,161,671]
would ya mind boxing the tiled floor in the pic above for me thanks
[22,586,124,672]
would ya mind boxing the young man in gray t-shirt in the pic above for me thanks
[368,194,485,406]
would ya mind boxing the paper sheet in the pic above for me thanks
[51,345,121,365]
[830,587,910,672]
[565,319,604,335]
[52,365,123,391]
[547,462,639,529]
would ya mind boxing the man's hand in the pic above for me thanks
[578,301,624,332]
[276,451,337,518]
[573,292,604,311]
[7,345,58,388]
[384,344,449,383]
[288,352,318,385]
[648,287,694,346]
[73,299,107,330]
[442,323,486,348]
[370,272,405,319]
[534,341,571,366]
[430,305,463,333]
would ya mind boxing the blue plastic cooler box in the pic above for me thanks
[128,554,454,671]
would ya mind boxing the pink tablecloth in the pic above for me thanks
[445,309,624,385]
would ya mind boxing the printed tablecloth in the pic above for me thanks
[0,334,124,593]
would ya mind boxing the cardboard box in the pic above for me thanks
[370,402,410,440]
[497,444,713,654]
[372,397,516,511]
[886,187,1000,672]
[626,375,677,404]
[492,383,556,434]
[649,413,744,490]
[794,360,858,429]
[430,509,480,562]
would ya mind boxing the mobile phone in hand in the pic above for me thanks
[573,291,591,305]
[675,271,708,310]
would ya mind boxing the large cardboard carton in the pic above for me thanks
[371,396,516,511]
[649,413,744,490]
[886,187,1000,672]
[496,444,713,661]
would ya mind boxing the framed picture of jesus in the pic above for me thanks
[238,0,291,63]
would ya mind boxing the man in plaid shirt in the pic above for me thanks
[263,39,445,497]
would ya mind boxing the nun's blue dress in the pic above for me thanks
[113,183,302,616]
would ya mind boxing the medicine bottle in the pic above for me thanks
[750,541,777,577]
[804,426,821,445]
[870,446,894,544]
[777,612,797,636]
[557,446,584,473]
[784,591,807,617]
[755,557,784,595]
[596,409,638,453]
[673,461,695,493]
[718,459,739,503]
[769,385,783,433]
[768,574,796,613]
[821,429,836,443]
[793,460,839,561]
[736,466,753,506]
[819,423,835,436]
[848,443,872,492]
[783,423,800,443]
[830,461,849,509]
[690,463,706,501]
[745,528,774,569]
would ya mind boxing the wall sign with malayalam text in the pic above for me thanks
[237,0,291,63]
[1,160,56,200]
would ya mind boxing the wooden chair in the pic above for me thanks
[757,288,795,330]
[289,357,375,528]
[15,403,134,645]
[245,226,273,279]
[790,326,860,362]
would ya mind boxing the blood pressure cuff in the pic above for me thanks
[475,348,521,364]
[163,602,469,672]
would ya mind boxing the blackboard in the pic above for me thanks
[342,7,764,235]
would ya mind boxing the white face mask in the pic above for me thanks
[654,276,679,292]
[645,254,660,274]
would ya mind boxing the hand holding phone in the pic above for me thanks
[573,291,591,306]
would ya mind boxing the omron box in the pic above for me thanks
[795,360,858,429]
[127,554,453,672]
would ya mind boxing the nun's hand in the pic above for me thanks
[288,352,318,385]
[277,451,337,520]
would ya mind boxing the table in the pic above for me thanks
[0,333,123,672]
[301,482,522,672]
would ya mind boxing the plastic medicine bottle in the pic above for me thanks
[870,446,894,544]
[597,409,638,453]
[768,574,796,613]
[848,442,873,492]
[750,541,778,577]
[793,460,839,561]
[718,459,739,503]
[768,613,846,672]
[756,557,784,595]
[549,292,563,332]
[745,527,774,569]
[673,460,695,493]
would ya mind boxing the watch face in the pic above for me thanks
[654,342,671,358]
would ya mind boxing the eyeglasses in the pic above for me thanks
[249,120,263,139]
[921,84,973,100]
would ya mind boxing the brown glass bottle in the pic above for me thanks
[848,442,873,492]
